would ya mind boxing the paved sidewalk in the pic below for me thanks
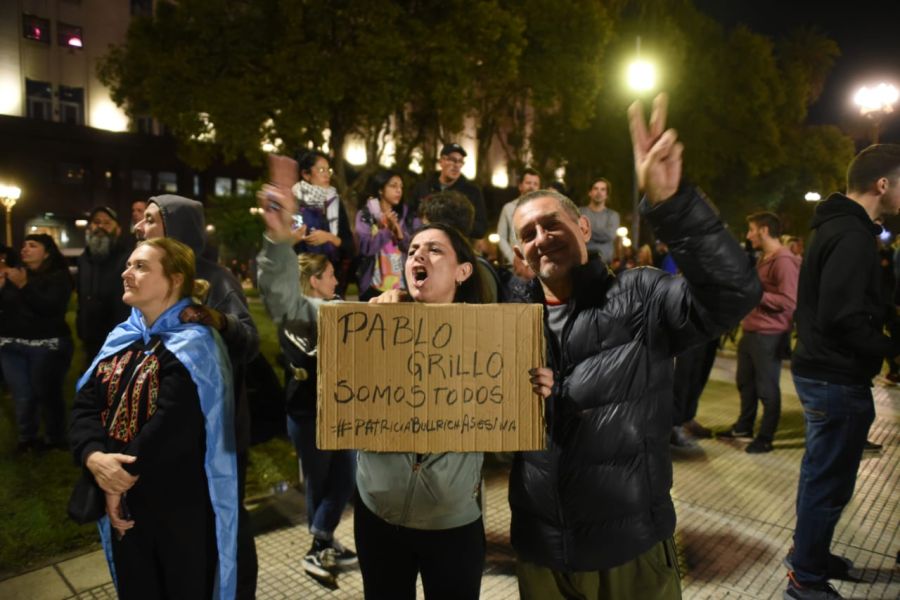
[1,355,897,599]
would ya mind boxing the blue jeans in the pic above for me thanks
[0,338,73,444]
[287,415,357,540]
[790,375,874,586]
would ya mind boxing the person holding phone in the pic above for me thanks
[0,234,73,452]
[256,171,358,586]
[355,169,418,301]
[69,237,238,599]
[290,151,354,295]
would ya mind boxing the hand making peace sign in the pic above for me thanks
[628,94,683,205]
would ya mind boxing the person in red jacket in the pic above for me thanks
[720,211,800,454]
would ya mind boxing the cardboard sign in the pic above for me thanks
[317,303,546,452]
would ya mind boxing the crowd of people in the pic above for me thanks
[1,94,897,600]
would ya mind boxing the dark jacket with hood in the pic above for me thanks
[149,194,260,452]
[76,233,133,360]
[509,186,761,572]
[792,193,899,385]
[410,173,488,239]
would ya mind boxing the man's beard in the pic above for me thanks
[86,230,114,259]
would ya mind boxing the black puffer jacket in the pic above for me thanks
[509,186,761,571]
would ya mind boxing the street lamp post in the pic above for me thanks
[854,83,898,144]
[626,37,657,247]
[0,184,22,246]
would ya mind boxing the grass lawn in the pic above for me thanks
[0,297,298,575]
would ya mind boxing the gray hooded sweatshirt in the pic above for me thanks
[149,194,260,452]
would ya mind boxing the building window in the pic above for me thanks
[58,23,84,49]
[131,170,152,191]
[23,15,50,44]
[59,86,84,125]
[131,0,153,17]
[135,115,154,135]
[158,171,178,193]
[214,177,233,197]
[26,79,53,121]
[235,179,254,195]
[58,163,86,185]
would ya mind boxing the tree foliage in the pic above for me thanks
[530,0,854,236]
[99,0,854,237]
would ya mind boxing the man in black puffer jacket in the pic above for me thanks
[508,95,762,599]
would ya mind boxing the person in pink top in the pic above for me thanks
[721,212,801,453]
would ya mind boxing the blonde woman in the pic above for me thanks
[69,238,237,599]
[257,189,357,585]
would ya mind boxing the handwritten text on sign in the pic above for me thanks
[317,303,545,452]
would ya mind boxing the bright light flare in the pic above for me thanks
[488,233,500,244]
[804,192,821,202]
[622,237,633,248]
[854,83,899,115]
[616,226,628,238]
[75,219,88,228]
[627,59,657,93]
[0,185,22,201]
[491,167,509,189]
[66,37,83,48]
[90,101,128,132]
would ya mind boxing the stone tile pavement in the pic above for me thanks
[1,354,897,599]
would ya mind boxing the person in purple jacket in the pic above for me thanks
[355,169,418,301]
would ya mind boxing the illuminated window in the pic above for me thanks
[26,79,53,121]
[214,177,233,197]
[236,179,253,195]
[58,163,86,185]
[131,170,152,191]
[58,23,83,49]
[158,172,178,193]
[59,86,84,125]
[23,15,50,44]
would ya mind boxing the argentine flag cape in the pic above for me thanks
[77,298,238,600]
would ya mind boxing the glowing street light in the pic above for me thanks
[616,226,629,238]
[627,60,657,93]
[854,83,898,144]
[1,184,22,245]
[804,191,822,202]
[487,233,500,244]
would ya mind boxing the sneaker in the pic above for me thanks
[746,438,774,454]
[303,545,336,581]
[683,419,713,439]
[330,538,358,567]
[784,571,843,599]
[717,428,753,440]
[670,425,699,449]
[863,440,882,453]
[783,548,857,581]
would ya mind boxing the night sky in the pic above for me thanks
[695,0,900,145]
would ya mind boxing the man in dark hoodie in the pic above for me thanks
[784,144,900,600]
[135,195,260,600]
[76,206,133,364]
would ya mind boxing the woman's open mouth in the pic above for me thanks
[411,265,428,287]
